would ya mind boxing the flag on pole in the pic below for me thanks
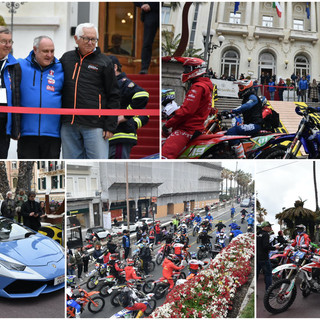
[234,2,240,15]
[306,2,310,19]
[272,2,282,18]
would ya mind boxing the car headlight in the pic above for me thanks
[0,259,26,271]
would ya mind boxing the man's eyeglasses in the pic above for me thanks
[80,36,98,44]
[0,40,14,45]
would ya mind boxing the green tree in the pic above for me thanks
[0,16,6,26]
[15,161,35,195]
[0,162,10,199]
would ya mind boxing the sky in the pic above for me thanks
[255,161,319,232]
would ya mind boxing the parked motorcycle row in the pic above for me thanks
[66,204,253,318]
[263,241,320,314]
[162,89,320,159]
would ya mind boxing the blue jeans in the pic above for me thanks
[61,123,109,159]
[257,259,272,291]
[226,123,261,145]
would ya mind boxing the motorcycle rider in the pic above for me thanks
[247,215,254,228]
[231,226,243,238]
[119,286,147,318]
[139,242,152,275]
[229,220,238,230]
[199,229,213,246]
[225,80,263,158]
[162,254,184,290]
[173,238,185,260]
[230,206,235,219]
[186,253,205,279]
[215,220,226,232]
[193,213,202,224]
[162,57,213,159]
[291,224,310,249]
[108,253,125,282]
[125,258,142,282]
[205,212,213,229]
[216,229,228,248]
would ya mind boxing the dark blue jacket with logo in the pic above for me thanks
[18,51,64,138]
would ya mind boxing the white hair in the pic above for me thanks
[75,23,98,38]
[33,36,53,49]
[6,191,12,197]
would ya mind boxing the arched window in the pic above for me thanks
[220,50,239,78]
[13,177,18,188]
[294,55,309,77]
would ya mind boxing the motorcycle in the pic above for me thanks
[192,222,201,237]
[241,214,245,224]
[99,273,126,297]
[132,247,156,275]
[86,261,109,290]
[264,254,320,314]
[155,243,172,265]
[67,286,105,317]
[110,292,156,318]
[281,105,320,159]
[197,242,215,260]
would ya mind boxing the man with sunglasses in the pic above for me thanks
[0,27,21,158]
[60,23,120,159]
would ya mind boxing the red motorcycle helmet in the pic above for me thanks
[234,80,254,99]
[182,57,207,83]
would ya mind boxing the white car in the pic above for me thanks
[136,218,154,227]
[112,221,138,235]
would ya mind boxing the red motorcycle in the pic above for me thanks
[155,243,173,265]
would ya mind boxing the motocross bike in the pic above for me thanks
[241,214,246,224]
[197,242,222,260]
[264,254,320,314]
[110,292,156,318]
[132,247,156,274]
[155,243,172,265]
[281,105,320,159]
[192,222,201,237]
[67,287,105,317]
[86,261,110,290]
[99,272,126,297]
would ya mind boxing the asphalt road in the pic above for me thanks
[0,288,65,318]
[73,202,251,318]
[256,276,318,318]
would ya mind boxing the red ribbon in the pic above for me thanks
[0,106,159,116]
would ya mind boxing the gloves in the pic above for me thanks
[221,111,233,118]
[162,124,171,137]
[307,106,319,113]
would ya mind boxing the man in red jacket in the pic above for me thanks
[162,254,184,289]
[162,58,213,159]
[291,224,310,249]
[124,259,142,282]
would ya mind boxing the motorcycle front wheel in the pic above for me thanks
[88,297,105,313]
[148,261,156,272]
[87,275,99,290]
[110,290,122,307]
[259,146,289,159]
[263,279,297,314]
[156,253,164,265]
[99,283,113,297]
[143,279,156,293]
[154,283,168,299]
[197,249,207,260]
[144,298,157,316]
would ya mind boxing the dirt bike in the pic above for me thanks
[86,261,109,290]
[155,243,172,265]
[132,248,156,274]
[67,287,105,317]
[99,273,127,297]
[264,254,320,314]
[281,105,320,159]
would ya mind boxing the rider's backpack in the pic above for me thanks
[262,106,280,131]
[118,291,131,308]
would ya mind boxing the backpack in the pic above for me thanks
[118,291,131,308]
[262,106,280,131]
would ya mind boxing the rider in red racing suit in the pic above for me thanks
[162,58,213,159]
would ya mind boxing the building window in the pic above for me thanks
[293,19,304,31]
[229,12,241,24]
[162,6,171,24]
[295,55,309,77]
[52,176,58,189]
[262,16,273,27]
[11,162,17,169]
[39,177,46,190]
[221,50,240,79]
[13,177,17,188]
[189,3,200,49]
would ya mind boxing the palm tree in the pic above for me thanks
[0,161,10,199]
[15,161,35,195]
[275,198,316,240]
[256,198,268,223]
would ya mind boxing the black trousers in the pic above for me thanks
[0,119,10,159]
[18,136,61,159]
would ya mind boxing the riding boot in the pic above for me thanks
[232,143,246,159]
[136,310,144,318]
[75,311,81,318]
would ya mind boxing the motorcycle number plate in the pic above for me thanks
[107,288,113,294]
[54,274,65,286]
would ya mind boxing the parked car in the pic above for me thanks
[112,221,138,235]
[240,199,250,207]
[85,227,110,241]
[0,217,65,298]
[136,218,154,228]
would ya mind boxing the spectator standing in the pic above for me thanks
[155,222,161,244]
[17,36,64,159]
[15,189,27,223]
[298,76,308,102]
[257,221,279,291]
[212,72,217,79]
[74,247,84,280]
[1,191,15,220]
[60,23,120,159]
[122,230,131,259]
[208,68,213,78]
[67,252,76,275]
[21,191,44,232]
[291,72,297,86]
[278,78,285,101]
[260,72,265,85]
[39,201,46,217]
[268,79,276,100]
[134,3,159,74]
[81,246,90,276]
[0,27,21,158]
[309,79,319,102]
[265,73,271,85]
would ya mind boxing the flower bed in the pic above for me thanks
[150,233,254,318]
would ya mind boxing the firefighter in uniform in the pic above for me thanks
[108,55,149,159]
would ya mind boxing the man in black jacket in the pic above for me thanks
[0,27,21,158]
[60,23,120,159]
[257,221,279,291]
[21,191,44,232]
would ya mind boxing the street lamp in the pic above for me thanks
[202,29,225,72]
[285,60,288,69]
[6,2,24,37]
[248,57,252,67]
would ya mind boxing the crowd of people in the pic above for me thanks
[0,21,152,159]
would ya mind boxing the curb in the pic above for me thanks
[237,276,255,318]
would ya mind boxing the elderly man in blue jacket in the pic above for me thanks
[0,27,21,158]
[18,35,64,158]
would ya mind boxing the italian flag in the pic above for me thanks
[273,2,282,17]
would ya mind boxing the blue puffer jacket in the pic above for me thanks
[18,51,64,137]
